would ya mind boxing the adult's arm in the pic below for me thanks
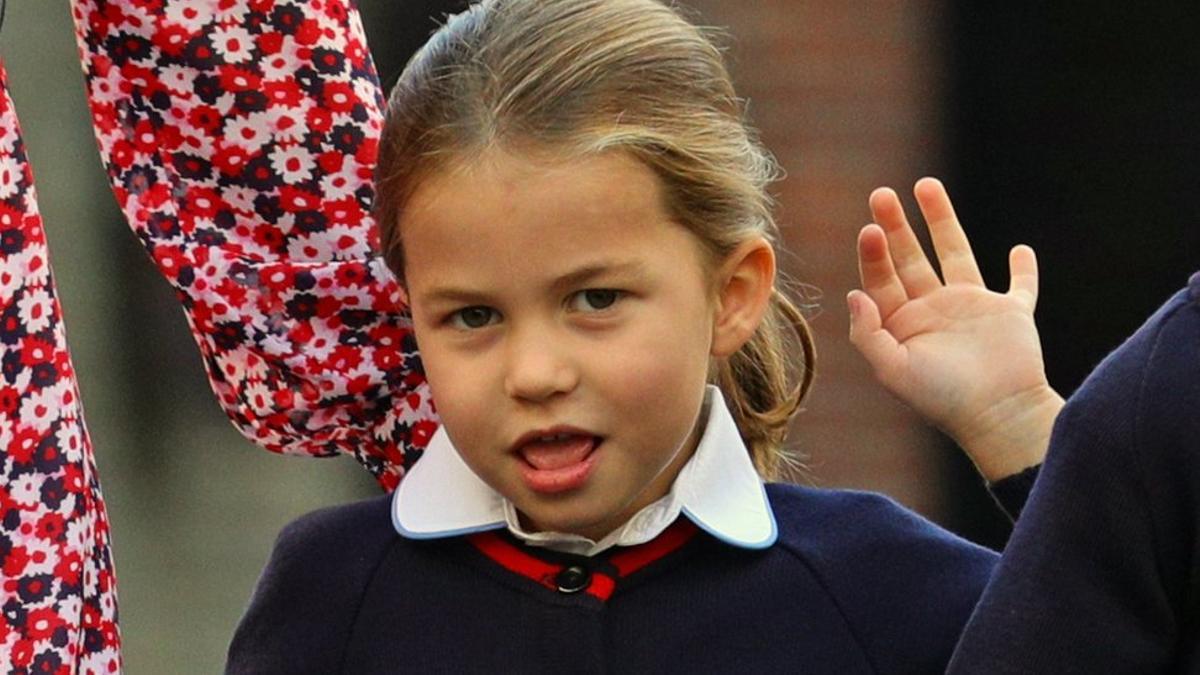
[69,0,437,489]
[0,63,121,672]
[950,274,1200,673]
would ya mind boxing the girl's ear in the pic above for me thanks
[711,237,776,357]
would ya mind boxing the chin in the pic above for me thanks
[521,500,616,540]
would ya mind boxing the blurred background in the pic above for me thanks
[2,0,1198,671]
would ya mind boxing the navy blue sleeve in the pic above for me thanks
[225,495,396,675]
[770,485,997,673]
[950,274,1200,673]
[988,463,1040,521]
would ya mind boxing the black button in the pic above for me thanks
[555,565,592,594]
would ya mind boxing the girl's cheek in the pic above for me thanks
[600,332,707,405]
[415,344,469,409]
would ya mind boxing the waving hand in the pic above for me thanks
[848,178,1062,481]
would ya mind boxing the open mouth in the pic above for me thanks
[515,432,603,494]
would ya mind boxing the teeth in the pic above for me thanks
[538,433,573,442]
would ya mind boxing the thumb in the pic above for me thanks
[847,290,901,376]
[1007,244,1039,310]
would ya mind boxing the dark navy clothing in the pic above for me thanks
[950,273,1200,673]
[227,483,999,674]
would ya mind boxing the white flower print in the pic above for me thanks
[21,536,59,577]
[0,115,17,154]
[19,387,59,433]
[260,40,307,81]
[270,144,316,183]
[17,287,54,334]
[326,283,369,305]
[354,78,386,121]
[240,348,273,382]
[0,263,24,299]
[55,596,83,627]
[18,245,51,287]
[87,65,125,107]
[324,224,372,259]
[222,112,273,150]
[213,0,251,22]
[319,170,359,201]
[7,367,31,395]
[286,231,336,262]
[260,54,292,83]
[164,1,220,31]
[159,65,196,96]
[243,380,273,415]
[302,333,337,363]
[220,186,258,215]
[0,154,22,200]
[259,328,295,358]
[212,351,248,385]
[9,473,43,508]
[56,423,84,463]
[64,512,88,552]
[266,105,309,144]
[212,25,255,63]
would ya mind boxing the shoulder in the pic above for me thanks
[253,493,398,610]
[765,482,995,564]
[273,492,396,556]
[1065,280,1199,417]
[764,484,996,587]
[1138,276,1200,394]
[764,483,996,671]
[1053,277,1200,456]
[226,494,397,674]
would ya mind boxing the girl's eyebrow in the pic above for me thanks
[418,260,649,307]
[551,260,648,291]
[417,286,495,307]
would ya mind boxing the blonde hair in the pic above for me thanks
[375,0,815,479]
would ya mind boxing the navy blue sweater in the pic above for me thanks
[227,484,999,673]
[950,273,1200,673]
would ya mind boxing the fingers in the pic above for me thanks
[856,225,909,320]
[847,289,902,379]
[869,187,941,297]
[913,177,985,287]
[1007,244,1039,309]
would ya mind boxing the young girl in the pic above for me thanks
[224,1,1055,671]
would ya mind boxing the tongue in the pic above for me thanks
[520,436,595,470]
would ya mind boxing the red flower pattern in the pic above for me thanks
[0,64,121,672]
[0,0,440,670]
[71,0,435,491]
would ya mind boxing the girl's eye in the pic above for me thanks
[569,289,622,312]
[449,306,499,329]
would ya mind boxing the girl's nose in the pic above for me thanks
[502,331,579,402]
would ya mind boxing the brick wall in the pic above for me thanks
[683,1,955,517]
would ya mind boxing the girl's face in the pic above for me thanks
[401,149,720,540]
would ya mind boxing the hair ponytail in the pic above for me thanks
[714,288,815,480]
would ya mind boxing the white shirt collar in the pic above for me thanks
[392,386,777,556]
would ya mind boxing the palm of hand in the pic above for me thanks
[878,284,1045,437]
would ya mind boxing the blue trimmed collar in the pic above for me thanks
[392,386,777,556]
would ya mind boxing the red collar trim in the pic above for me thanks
[609,518,699,577]
[467,519,699,602]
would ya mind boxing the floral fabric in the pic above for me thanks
[0,0,439,670]
[0,64,121,673]
[69,0,437,493]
